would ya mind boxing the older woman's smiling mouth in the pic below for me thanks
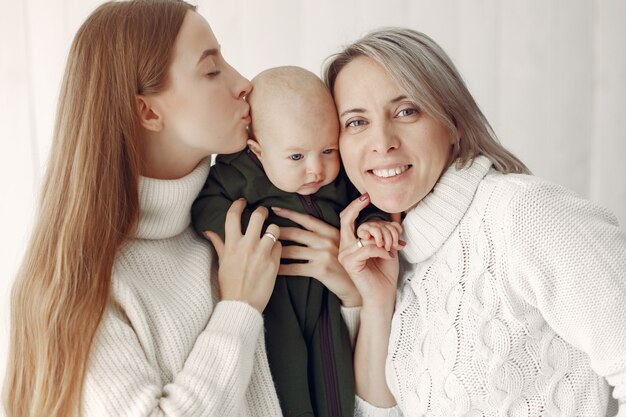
[369,165,412,178]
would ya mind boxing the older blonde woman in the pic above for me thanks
[327,28,626,417]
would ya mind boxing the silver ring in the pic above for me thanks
[263,232,277,243]
[356,238,364,249]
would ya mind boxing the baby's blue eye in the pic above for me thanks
[289,154,303,161]
[322,149,335,154]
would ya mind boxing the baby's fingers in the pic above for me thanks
[356,228,372,240]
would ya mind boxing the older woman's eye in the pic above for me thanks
[398,107,419,117]
[289,154,303,161]
[345,119,366,128]
[206,69,221,78]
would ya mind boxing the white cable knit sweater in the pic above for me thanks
[81,158,361,416]
[356,156,626,417]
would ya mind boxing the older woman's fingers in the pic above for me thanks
[271,206,337,237]
[338,194,371,247]
[340,242,395,272]
[280,245,315,261]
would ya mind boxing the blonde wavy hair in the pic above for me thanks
[323,27,530,174]
[3,1,195,416]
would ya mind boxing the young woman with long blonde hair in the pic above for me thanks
[0,0,337,415]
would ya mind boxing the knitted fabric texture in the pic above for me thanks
[356,156,626,417]
[81,159,286,416]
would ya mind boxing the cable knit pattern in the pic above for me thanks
[356,156,626,417]
[82,158,284,416]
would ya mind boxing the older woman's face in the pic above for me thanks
[333,57,456,213]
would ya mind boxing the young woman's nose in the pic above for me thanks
[228,65,252,99]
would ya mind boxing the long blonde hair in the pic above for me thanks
[323,27,530,174]
[3,1,195,416]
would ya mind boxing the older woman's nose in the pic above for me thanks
[371,122,400,153]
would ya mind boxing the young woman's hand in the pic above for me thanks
[338,194,403,313]
[204,199,282,313]
[271,206,362,307]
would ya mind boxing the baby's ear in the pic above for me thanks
[247,139,263,160]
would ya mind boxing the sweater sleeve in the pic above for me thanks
[340,305,361,349]
[83,299,265,417]
[503,179,626,414]
[354,395,403,417]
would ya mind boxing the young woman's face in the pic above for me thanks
[153,11,252,156]
[333,57,456,213]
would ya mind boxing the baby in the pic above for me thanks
[192,66,399,417]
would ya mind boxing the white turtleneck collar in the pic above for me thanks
[401,155,493,264]
[135,158,211,240]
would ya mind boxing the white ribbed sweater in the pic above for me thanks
[82,159,361,416]
[356,156,626,417]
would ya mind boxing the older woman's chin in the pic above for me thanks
[368,192,414,215]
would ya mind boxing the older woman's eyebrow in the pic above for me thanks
[339,95,409,118]
[340,108,365,118]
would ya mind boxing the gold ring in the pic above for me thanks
[356,238,364,249]
[263,232,277,243]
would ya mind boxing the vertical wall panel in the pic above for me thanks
[0,0,37,397]
[498,1,551,173]
[407,0,461,59]
[457,0,500,139]
[543,0,593,197]
[591,0,626,226]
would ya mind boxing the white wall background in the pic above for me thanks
[1,0,625,399]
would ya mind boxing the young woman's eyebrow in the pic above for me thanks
[196,47,219,66]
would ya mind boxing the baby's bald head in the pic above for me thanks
[247,66,338,144]
[245,66,341,195]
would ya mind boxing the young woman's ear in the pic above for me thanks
[136,95,163,132]
[247,139,263,160]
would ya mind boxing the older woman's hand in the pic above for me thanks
[270,206,362,307]
[204,199,282,313]
[338,194,403,313]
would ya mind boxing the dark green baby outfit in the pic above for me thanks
[192,149,385,417]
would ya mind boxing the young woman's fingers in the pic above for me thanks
[204,231,224,259]
[338,194,370,247]
[245,206,269,239]
[224,198,246,240]
[280,245,315,261]
[272,207,337,238]
[259,223,280,249]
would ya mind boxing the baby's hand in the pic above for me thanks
[356,220,404,252]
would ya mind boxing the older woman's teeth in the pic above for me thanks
[372,165,409,178]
